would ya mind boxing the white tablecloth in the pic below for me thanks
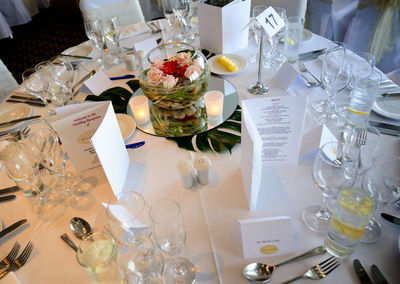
[0,11,12,39]
[0,0,31,27]
[0,21,399,284]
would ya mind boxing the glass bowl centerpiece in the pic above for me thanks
[139,42,210,110]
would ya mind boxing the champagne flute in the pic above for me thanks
[84,18,105,69]
[149,199,196,284]
[314,42,350,125]
[103,17,122,65]
[163,0,176,29]
[249,5,267,64]
[171,0,192,42]
[302,142,348,233]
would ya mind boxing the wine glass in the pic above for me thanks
[103,17,122,66]
[171,0,192,42]
[249,5,267,64]
[84,18,105,69]
[302,141,348,233]
[163,0,176,30]
[106,191,163,283]
[149,199,196,284]
[0,140,65,219]
[22,68,53,117]
[263,7,286,69]
[49,55,75,100]
[35,61,69,107]
[359,155,399,243]
[314,42,350,125]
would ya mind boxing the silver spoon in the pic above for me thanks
[70,217,93,240]
[242,246,326,282]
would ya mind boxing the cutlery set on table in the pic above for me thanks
[0,218,33,280]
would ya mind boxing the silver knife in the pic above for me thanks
[6,99,46,107]
[353,259,373,284]
[72,70,96,93]
[60,54,93,60]
[0,186,19,196]
[370,264,389,284]
[369,121,400,136]
[298,48,326,61]
[0,115,41,128]
[381,212,400,225]
[0,219,27,239]
[0,195,16,202]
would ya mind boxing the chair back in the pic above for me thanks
[79,0,145,26]
[0,59,18,102]
[251,0,308,18]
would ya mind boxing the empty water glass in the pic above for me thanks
[103,17,122,66]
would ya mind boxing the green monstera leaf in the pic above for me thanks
[85,79,140,113]
[167,105,241,153]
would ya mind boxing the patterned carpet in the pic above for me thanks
[0,0,87,84]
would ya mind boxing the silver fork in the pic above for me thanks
[298,61,322,87]
[0,242,20,269]
[281,256,340,284]
[356,128,367,169]
[0,242,34,280]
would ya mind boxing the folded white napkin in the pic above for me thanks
[120,22,152,40]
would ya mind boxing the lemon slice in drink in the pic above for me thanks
[81,239,115,274]
[286,37,294,45]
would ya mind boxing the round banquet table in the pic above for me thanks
[0,19,399,284]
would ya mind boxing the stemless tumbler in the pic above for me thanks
[283,16,304,63]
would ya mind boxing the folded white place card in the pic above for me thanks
[238,216,294,259]
[274,62,299,90]
[53,101,130,196]
[84,70,112,96]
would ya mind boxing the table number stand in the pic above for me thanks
[248,6,286,96]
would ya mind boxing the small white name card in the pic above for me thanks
[84,71,112,96]
[238,216,294,259]
[133,37,158,54]
[256,6,285,38]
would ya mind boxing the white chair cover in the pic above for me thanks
[251,0,308,18]
[343,4,400,73]
[0,12,12,39]
[79,0,145,26]
[306,0,358,42]
[0,59,18,102]
[23,0,39,17]
[0,0,31,26]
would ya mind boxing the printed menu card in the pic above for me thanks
[241,96,307,210]
[53,101,130,196]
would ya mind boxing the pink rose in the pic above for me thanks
[184,64,202,81]
[151,59,164,69]
[160,75,178,88]
[147,68,164,83]
[175,52,191,66]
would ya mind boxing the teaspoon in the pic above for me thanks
[242,246,326,282]
[70,217,93,239]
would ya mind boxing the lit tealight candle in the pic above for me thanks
[129,95,150,125]
[204,90,224,121]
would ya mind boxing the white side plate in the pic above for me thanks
[116,113,136,141]
[208,54,248,76]
[0,103,32,133]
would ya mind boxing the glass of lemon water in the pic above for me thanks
[324,177,378,258]
[283,16,304,63]
[76,231,122,283]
